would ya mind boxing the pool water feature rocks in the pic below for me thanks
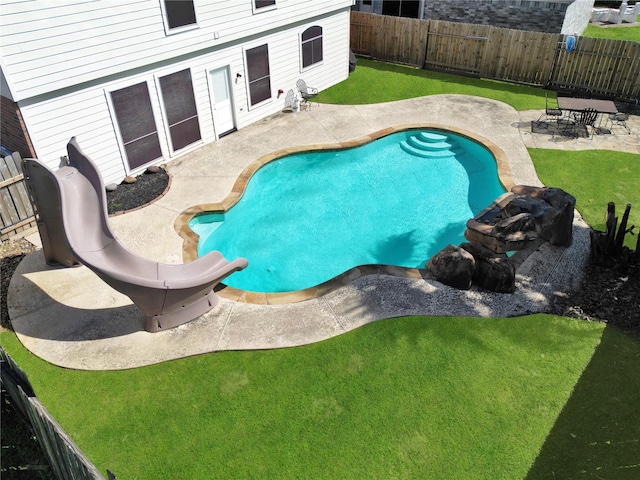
[189,129,506,294]
[427,185,577,293]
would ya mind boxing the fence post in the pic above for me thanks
[546,38,563,89]
[422,19,430,68]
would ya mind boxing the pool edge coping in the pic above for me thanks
[174,123,516,305]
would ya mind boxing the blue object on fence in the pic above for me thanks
[566,35,575,53]
[0,145,13,157]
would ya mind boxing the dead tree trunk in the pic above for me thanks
[590,202,636,270]
[605,202,617,255]
[614,203,631,252]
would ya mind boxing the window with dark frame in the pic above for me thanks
[110,83,163,170]
[301,26,323,69]
[158,69,202,152]
[246,44,272,106]
[164,0,197,30]
[382,0,420,18]
[255,0,276,9]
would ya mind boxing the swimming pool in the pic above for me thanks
[188,128,507,293]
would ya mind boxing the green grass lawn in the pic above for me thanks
[317,58,549,111]
[4,315,629,480]
[530,149,640,249]
[583,24,640,42]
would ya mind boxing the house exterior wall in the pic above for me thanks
[1,0,354,101]
[0,1,352,184]
[352,1,594,34]
[423,0,579,34]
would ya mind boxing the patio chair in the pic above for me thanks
[23,137,248,333]
[283,89,295,111]
[571,107,599,138]
[296,79,318,110]
[537,93,563,125]
[607,112,631,134]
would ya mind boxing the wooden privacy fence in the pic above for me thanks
[549,35,640,99]
[351,13,429,66]
[1,347,108,480]
[350,11,640,101]
[425,20,561,86]
[1,151,36,241]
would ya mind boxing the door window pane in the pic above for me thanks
[212,72,230,103]
[110,82,162,170]
[246,45,272,106]
[159,69,201,152]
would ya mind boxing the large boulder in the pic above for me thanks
[448,185,576,292]
[494,212,536,235]
[547,200,575,246]
[511,185,576,246]
[503,196,556,230]
[461,243,516,293]
[426,244,475,290]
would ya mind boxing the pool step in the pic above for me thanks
[407,136,451,151]
[417,131,448,143]
[400,141,456,158]
[400,131,455,159]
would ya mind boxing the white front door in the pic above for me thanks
[209,67,236,137]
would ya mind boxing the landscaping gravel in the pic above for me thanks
[106,166,169,215]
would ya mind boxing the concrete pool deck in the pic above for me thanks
[7,95,640,370]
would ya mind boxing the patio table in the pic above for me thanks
[557,97,618,135]
[556,97,618,114]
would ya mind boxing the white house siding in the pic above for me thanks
[0,0,354,101]
[11,7,351,185]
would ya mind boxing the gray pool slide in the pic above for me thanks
[22,137,248,332]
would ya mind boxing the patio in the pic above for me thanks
[518,106,640,151]
[7,95,639,370]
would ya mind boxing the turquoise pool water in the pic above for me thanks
[190,129,506,293]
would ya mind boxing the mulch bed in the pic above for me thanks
[106,167,170,215]
[551,259,640,330]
